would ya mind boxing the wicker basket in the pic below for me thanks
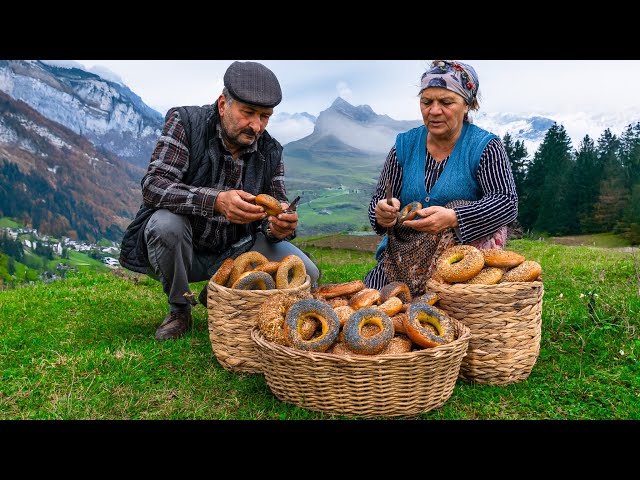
[207,275,311,374]
[425,279,544,385]
[251,319,471,418]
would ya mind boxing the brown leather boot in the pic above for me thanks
[155,311,192,341]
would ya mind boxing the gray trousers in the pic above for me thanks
[143,209,320,311]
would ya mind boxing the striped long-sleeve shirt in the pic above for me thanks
[364,137,518,289]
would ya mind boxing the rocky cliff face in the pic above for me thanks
[0,60,163,168]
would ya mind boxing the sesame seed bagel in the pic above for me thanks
[435,245,485,283]
[463,266,505,285]
[228,251,269,287]
[501,260,542,283]
[275,254,307,289]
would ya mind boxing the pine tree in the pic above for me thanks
[520,123,576,235]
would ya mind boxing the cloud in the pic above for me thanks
[336,81,353,102]
[266,113,315,145]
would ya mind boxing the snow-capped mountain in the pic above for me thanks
[0,60,163,168]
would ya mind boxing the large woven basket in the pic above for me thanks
[425,279,544,385]
[207,275,311,374]
[251,319,471,418]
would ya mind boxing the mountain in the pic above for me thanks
[0,90,145,243]
[0,60,163,169]
[284,97,421,156]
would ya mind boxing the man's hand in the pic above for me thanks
[214,190,265,224]
[267,207,298,239]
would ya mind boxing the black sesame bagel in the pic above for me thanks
[435,245,484,283]
[231,270,276,290]
[342,308,394,355]
[404,302,455,348]
[397,201,422,223]
[284,298,341,352]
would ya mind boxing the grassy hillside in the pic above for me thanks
[283,149,384,236]
[1,238,638,421]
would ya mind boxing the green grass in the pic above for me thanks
[1,238,639,420]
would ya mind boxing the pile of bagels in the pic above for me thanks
[433,245,542,284]
[210,250,308,290]
[257,279,459,357]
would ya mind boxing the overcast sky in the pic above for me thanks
[69,60,640,120]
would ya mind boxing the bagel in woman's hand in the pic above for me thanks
[255,193,284,216]
[435,245,484,283]
[398,201,422,223]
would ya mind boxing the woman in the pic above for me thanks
[363,60,518,296]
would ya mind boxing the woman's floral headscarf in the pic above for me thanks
[420,60,479,105]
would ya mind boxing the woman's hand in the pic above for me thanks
[402,206,458,233]
[375,198,400,228]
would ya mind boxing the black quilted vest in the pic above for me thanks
[119,103,283,273]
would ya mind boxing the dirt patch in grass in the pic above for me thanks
[299,234,382,253]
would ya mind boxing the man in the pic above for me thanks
[119,61,320,341]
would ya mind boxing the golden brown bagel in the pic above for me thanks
[275,254,307,289]
[228,251,269,287]
[313,280,366,299]
[435,245,484,283]
[482,249,526,268]
[501,260,542,283]
[348,288,382,310]
[255,194,284,216]
[463,266,504,285]
[210,257,235,286]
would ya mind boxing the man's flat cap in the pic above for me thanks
[223,61,282,108]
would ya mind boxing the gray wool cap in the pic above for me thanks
[223,61,282,108]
